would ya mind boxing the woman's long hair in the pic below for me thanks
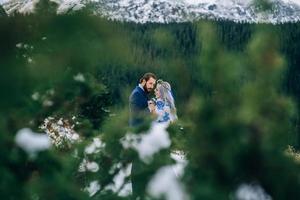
[156,80,177,120]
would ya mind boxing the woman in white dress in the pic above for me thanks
[149,80,177,123]
[149,80,185,177]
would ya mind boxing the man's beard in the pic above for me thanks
[143,85,151,93]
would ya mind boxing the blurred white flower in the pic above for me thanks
[73,73,85,82]
[147,165,189,200]
[78,159,99,173]
[84,181,100,197]
[120,123,171,163]
[31,92,40,101]
[105,163,132,197]
[170,151,188,178]
[15,128,51,158]
[27,57,33,63]
[57,118,63,125]
[16,43,23,48]
[235,183,272,200]
[85,137,105,154]
[72,133,80,140]
[86,161,99,172]
[43,100,54,107]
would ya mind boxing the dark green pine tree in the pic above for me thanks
[181,22,300,199]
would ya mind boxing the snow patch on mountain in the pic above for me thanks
[1,0,300,24]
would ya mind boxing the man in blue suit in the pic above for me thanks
[129,72,157,199]
[129,72,157,127]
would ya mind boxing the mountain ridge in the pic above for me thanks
[1,0,300,24]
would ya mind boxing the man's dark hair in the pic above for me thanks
[139,72,157,83]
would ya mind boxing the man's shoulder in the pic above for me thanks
[130,86,146,102]
[130,86,143,96]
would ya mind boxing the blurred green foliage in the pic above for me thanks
[182,22,300,199]
[1,0,300,199]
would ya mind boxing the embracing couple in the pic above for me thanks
[129,72,177,127]
[129,72,178,199]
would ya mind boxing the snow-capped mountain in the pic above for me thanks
[1,0,300,24]
[1,0,86,14]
